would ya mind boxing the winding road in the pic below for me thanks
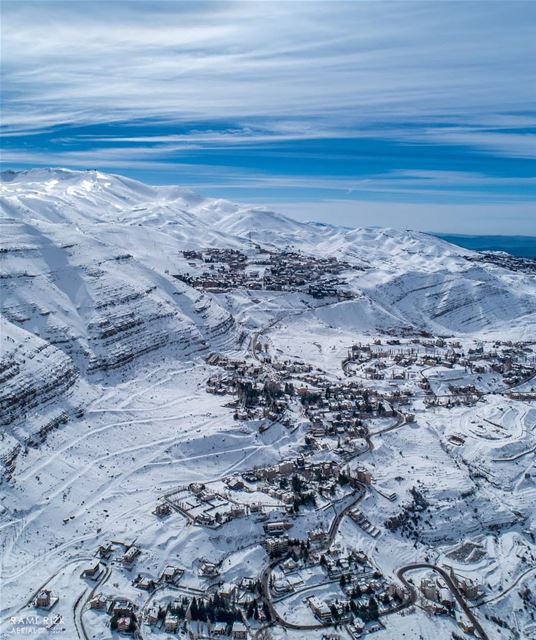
[259,483,368,631]
[396,563,489,640]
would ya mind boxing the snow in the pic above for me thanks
[1,168,535,639]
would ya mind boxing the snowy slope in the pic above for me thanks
[0,169,536,344]
[1,169,536,640]
[0,217,236,376]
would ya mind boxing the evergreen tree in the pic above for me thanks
[368,596,379,620]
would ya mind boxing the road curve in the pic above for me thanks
[259,485,368,630]
[396,563,489,640]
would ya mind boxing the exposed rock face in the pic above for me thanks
[0,322,78,427]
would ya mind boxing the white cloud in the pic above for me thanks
[2,0,535,134]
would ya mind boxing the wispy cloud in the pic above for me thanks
[3,1,535,132]
[1,1,535,232]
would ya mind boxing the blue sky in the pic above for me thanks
[1,0,535,234]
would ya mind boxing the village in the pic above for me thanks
[20,318,536,640]
[174,247,358,300]
[12,251,536,640]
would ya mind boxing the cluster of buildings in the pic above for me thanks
[277,545,405,629]
[345,337,535,405]
[242,456,358,513]
[176,247,357,298]
[204,352,291,424]
[419,569,482,613]
[164,482,249,528]
[142,592,250,637]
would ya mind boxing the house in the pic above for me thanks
[161,565,183,584]
[212,621,227,635]
[97,542,113,559]
[438,587,455,608]
[199,560,220,577]
[281,557,299,572]
[122,546,140,567]
[219,583,238,603]
[240,576,257,591]
[227,478,244,491]
[89,594,108,610]
[81,560,101,580]
[272,578,293,595]
[232,621,248,639]
[164,613,179,632]
[134,575,155,591]
[458,577,480,600]
[117,616,132,632]
[355,469,372,485]
[145,607,159,625]
[153,501,171,517]
[308,528,328,543]
[113,600,134,617]
[353,617,365,634]
[35,589,52,609]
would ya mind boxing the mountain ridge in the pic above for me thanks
[1,168,535,433]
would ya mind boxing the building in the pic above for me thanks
[420,576,438,601]
[387,583,405,600]
[134,575,155,591]
[122,545,140,567]
[308,528,328,543]
[232,621,248,639]
[449,571,481,600]
[81,560,101,580]
[145,607,159,625]
[219,583,238,603]
[458,578,480,600]
[89,594,108,610]
[265,536,289,555]
[154,501,171,517]
[199,560,220,577]
[117,616,132,632]
[264,520,291,535]
[308,595,332,622]
[35,590,52,609]
[227,478,244,490]
[113,600,134,617]
[97,542,113,559]
[164,613,179,632]
[438,587,455,608]
[161,565,183,584]
[355,468,372,485]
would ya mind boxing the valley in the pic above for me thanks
[1,169,535,640]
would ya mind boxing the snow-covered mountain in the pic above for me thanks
[2,169,536,640]
[1,168,535,427]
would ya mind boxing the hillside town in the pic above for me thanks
[174,247,358,300]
